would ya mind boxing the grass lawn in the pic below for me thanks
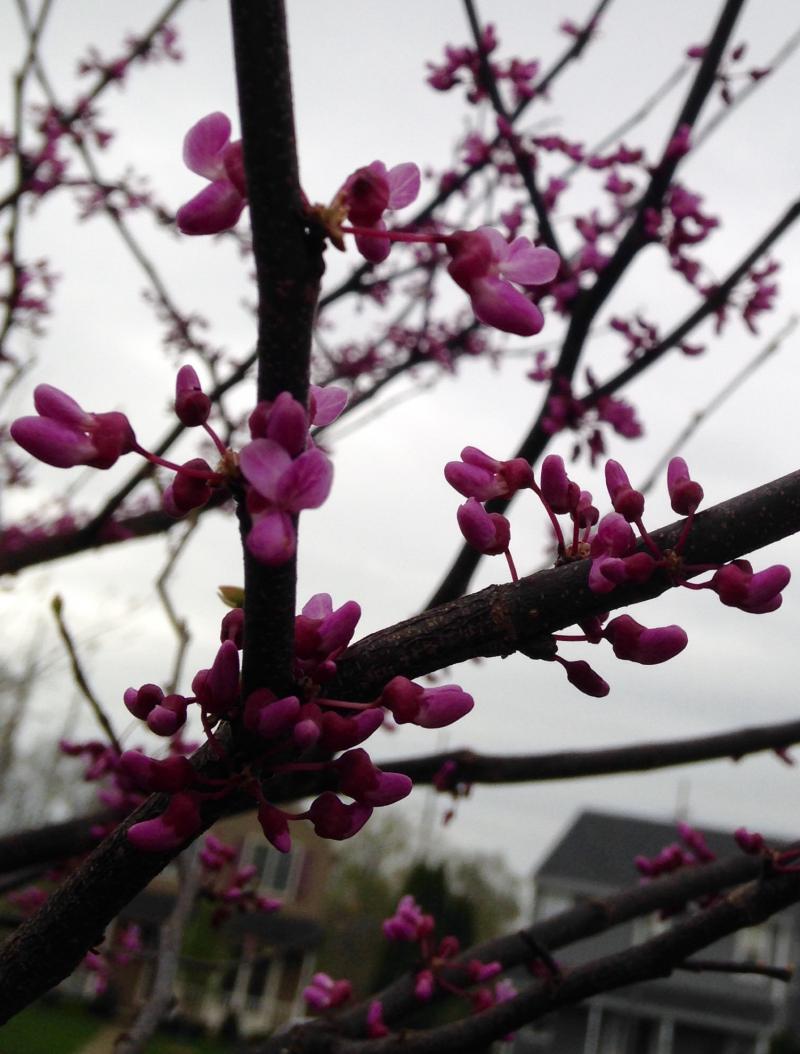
[0,1001,101,1053]
[0,1001,235,1053]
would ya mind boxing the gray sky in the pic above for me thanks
[2,0,800,882]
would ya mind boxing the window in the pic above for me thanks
[243,837,304,896]
[533,887,574,921]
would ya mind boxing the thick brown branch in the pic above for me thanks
[0,468,797,1017]
[229,1,323,698]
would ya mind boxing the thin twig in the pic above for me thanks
[50,594,122,755]
[639,315,798,495]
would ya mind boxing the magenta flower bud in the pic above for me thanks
[165,458,215,517]
[124,682,163,720]
[11,385,136,470]
[257,802,291,853]
[445,446,533,502]
[711,560,790,614]
[174,365,211,426]
[380,677,474,728]
[559,658,610,697]
[383,895,434,941]
[335,748,413,806]
[294,703,322,750]
[146,694,188,736]
[303,972,353,1012]
[539,455,580,514]
[667,457,704,514]
[127,792,202,853]
[734,827,765,855]
[120,751,196,793]
[307,792,372,841]
[267,392,309,456]
[605,460,645,521]
[243,689,300,739]
[468,959,502,983]
[591,513,636,557]
[366,1000,389,1039]
[414,969,435,1001]
[604,615,688,665]
[456,498,510,555]
[319,707,384,751]
[220,607,244,648]
[193,640,240,716]
[575,490,599,528]
[300,595,362,657]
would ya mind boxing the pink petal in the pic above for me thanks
[33,384,88,426]
[302,593,333,619]
[469,276,545,336]
[183,112,231,178]
[239,438,292,499]
[386,163,421,209]
[10,417,96,468]
[176,180,245,236]
[247,511,296,565]
[500,241,560,286]
[279,448,333,511]
[355,225,391,264]
[309,385,348,427]
[477,226,511,260]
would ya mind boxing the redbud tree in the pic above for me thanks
[2,1,800,1049]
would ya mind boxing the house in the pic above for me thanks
[60,810,333,1038]
[514,809,800,1054]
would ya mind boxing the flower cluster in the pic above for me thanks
[445,448,790,697]
[120,592,473,855]
[377,894,516,1025]
[175,113,560,338]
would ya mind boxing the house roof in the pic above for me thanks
[535,809,782,893]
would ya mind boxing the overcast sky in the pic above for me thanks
[2,0,800,885]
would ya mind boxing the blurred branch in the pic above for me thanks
[114,848,201,1054]
[639,315,798,495]
[50,594,122,755]
[388,714,800,785]
[463,0,563,258]
[2,466,799,1017]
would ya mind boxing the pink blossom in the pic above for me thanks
[334,748,412,807]
[176,112,246,235]
[603,615,688,665]
[303,972,352,1012]
[558,658,609,698]
[383,894,435,942]
[342,160,421,263]
[381,676,474,728]
[605,460,645,522]
[445,446,533,501]
[174,365,210,426]
[257,802,292,854]
[307,792,372,840]
[119,750,196,793]
[456,498,510,555]
[414,969,435,1001]
[667,457,704,515]
[710,560,790,614]
[128,792,202,852]
[240,439,333,565]
[446,227,560,336]
[366,1000,389,1038]
[243,689,300,739]
[539,455,580,515]
[192,640,240,716]
[735,827,765,855]
[11,384,136,469]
